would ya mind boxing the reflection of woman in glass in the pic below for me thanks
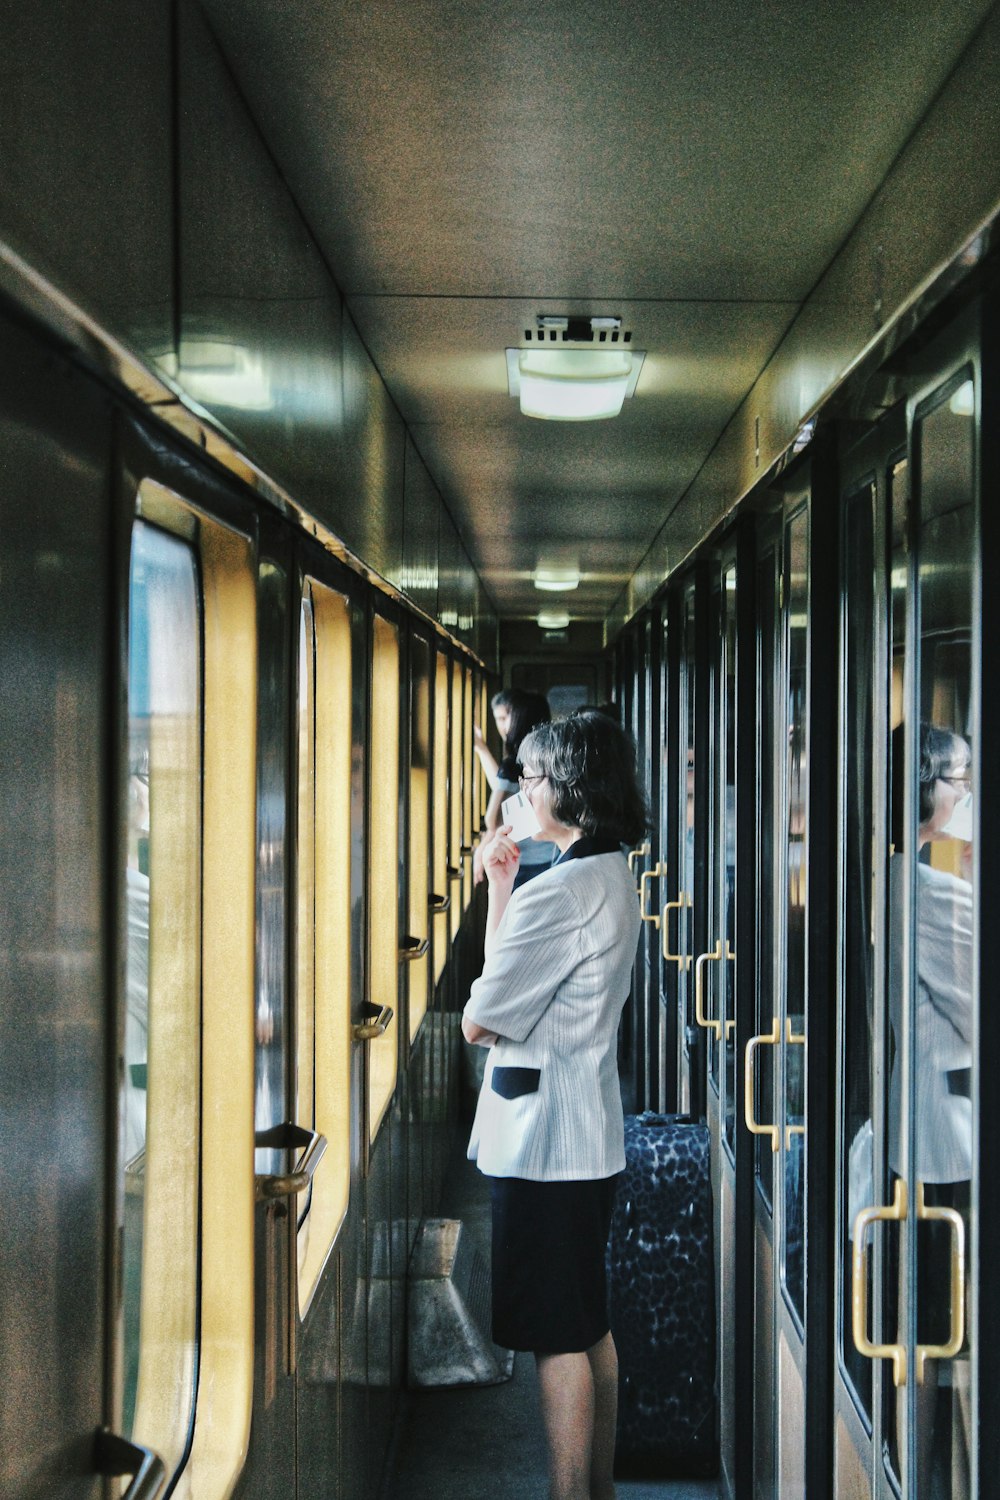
[889,722,973,1491]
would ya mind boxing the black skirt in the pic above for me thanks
[489,1174,620,1355]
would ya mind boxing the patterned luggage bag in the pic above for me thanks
[607,1112,717,1477]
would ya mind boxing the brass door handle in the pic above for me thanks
[429,891,451,913]
[447,865,462,881]
[400,934,430,961]
[627,841,651,881]
[640,863,666,926]
[915,1182,965,1383]
[694,940,724,1037]
[661,892,692,969]
[852,1178,908,1387]
[254,1122,328,1201]
[352,1002,394,1041]
[95,1429,166,1500]
[744,1016,780,1151]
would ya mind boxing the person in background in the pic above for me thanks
[462,711,648,1500]
[479,691,555,889]
[473,688,517,792]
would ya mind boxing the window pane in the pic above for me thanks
[782,507,808,1327]
[123,519,201,1471]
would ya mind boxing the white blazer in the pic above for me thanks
[464,844,641,1181]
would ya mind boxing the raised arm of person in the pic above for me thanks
[473,721,500,790]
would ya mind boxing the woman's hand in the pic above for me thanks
[481,824,519,896]
[473,720,485,749]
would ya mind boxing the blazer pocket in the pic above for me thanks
[491,1066,541,1101]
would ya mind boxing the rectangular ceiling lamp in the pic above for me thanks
[506,348,644,421]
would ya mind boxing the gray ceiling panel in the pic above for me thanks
[200,0,995,622]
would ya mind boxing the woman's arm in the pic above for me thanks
[473,722,500,791]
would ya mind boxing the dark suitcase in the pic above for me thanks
[607,1112,717,1477]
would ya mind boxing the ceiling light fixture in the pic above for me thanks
[534,565,580,592]
[506,347,645,421]
[537,608,570,630]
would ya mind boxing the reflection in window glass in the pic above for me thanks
[904,380,975,1495]
[840,482,876,1421]
[756,548,778,1209]
[409,638,432,1041]
[783,508,808,1328]
[722,567,738,1158]
[369,616,401,1142]
[297,581,353,1309]
[123,519,201,1472]
[678,594,697,1114]
[432,653,450,982]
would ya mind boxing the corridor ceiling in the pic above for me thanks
[201,0,993,622]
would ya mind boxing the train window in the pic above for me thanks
[296,580,353,1309]
[755,542,778,1209]
[368,613,401,1142]
[462,665,474,911]
[722,564,738,1159]
[255,561,290,1179]
[449,656,463,940]
[839,479,876,1422]
[432,649,450,982]
[123,519,201,1475]
[907,374,975,1496]
[782,506,809,1329]
[408,635,432,1041]
[126,484,257,1499]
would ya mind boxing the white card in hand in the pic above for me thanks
[501,790,542,843]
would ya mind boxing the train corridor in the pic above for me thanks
[384,1137,720,1500]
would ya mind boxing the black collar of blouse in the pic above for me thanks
[553,834,621,865]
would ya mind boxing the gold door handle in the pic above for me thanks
[640,863,666,926]
[400,935,430,961]
[744,1017,780,1151]
[429,891,451,913]
[352,1002,394,1041]
[253,1122,328,1201]
[662,892,692,969]
[628,840,651,879]
[694,940,724,1038]
[852,1179,908,1387]
[95,1429,166,1500]
[784,1017,806,1150]
[915,1182,965,1383]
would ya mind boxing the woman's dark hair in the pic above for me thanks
[519,710,649,845]
[890,720,969,845]
[499,692,550,771]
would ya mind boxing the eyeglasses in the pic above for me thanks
[939,774,972,792]
[518,774,546,793]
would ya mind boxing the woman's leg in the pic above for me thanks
[586,1332,618,1500]
[535,1333,618,1500]
[535,1350,594,1500]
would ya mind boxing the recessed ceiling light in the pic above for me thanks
[537,608,571,629]
[534,565,580,592]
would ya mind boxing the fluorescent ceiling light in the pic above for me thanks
[537,608,570,629]
[534,566,580,592]
[506,348,644,421]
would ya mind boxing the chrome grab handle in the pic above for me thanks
[915,1182,966,1382]
[429,891,451,913]
[694,940,724,1037]
[627,841,651,881]
[95,1429,166,1500]
[639,863,665,927]
[852,1179,908,1387]
[400,934,430,961]
[352,1001,394,1041]
[743,1016,780,1152]
[254,1122,328,1201]
[661,892,692,969]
